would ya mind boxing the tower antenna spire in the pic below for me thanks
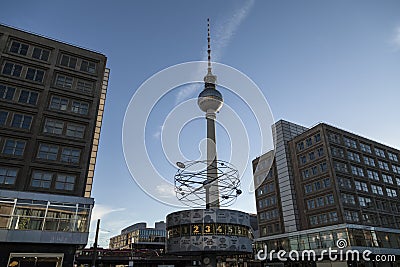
[207,18,212,74]
[204,18,217,85]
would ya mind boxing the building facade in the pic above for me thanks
[253,120,400,266]
[109,222,166,251]
[0,24,109,266]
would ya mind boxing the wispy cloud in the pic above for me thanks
[90,204,126,222]
[88,204,127,248]
[156,183,176,198]
[153,125,163,139]
[393,26,400,50]
[175,0,255,104]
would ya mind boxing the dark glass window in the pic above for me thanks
[32,47,50,61]
[18,90,38,105]
[10,41,28,56]
[25,68,44,82]
[11,114,32,129]
[2,63,22,77]
[0,85,16,100]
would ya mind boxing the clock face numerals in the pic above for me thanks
[191,224,202,235]
[216,224,224,234]
[204,224,214,234]
[168,223,250,237]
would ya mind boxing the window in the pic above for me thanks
[303,169,310,179]
[0,167,18,185]
[61,148,80,163]
[351,165,364,177]
[316,197,324,207]
[333,161,348,173]
[343,137,357,149]
[297,142,304,151]
[396,177,400,186]
[307,199,315,209]
[378,160,389,171]
[374,147,386,158]
[338,177,352,189]
[55,174,75,191]
[71,101,89,115]
[319,214,328,224]
[55,74,73,88]
[3,139,25,156]
[43,119,64,135]
[366,170,379,181]
[326,194,335,205]
[314,181,322,190]
[323,178,331,187]
[66,124,85,138]
[18,90,38,105]
[314,133,321,143]
[354,181,368,192]
[328,132,341,144]
[309,152,315,160]
[317,147,324,157]
[80,60,96,73]
[0,111,8,126]
[363,156,375,167]
[32,47,50,61]
[50,96,68,111]
[310,216,318,226]
[392,165,400,174]
[37,144,59,160]
[11,114,32,129]
[312,166,318,175]
[382,174,393,184]
[329,212,338,222]
[77,80,93,93]
[360,143,372,153]
[266,196,277,207]
[331,147,344,158]
[10,41,28,55]
[0,84,16,100]
[305,184,313,194]
[342,193,355,205]
[371,185,384,195]
[300,155,307,165]
[388,152,399,162]
[25,68,44,82]
[60,54,77,68]
[386,188,397,198]
[344,210,359,222]
[358,197,372,207]
[31,171,52,189]
[255,160,267,171]
[2,62,22,77]
[347,151,360,162]
[306,138,312,147]
[320,162,327,172]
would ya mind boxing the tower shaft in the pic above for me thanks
[206,112,220,208]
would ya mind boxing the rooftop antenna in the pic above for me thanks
[204,18,216,85]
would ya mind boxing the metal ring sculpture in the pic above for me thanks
[174,160,241,207]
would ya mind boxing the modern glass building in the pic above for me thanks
[109,222,166,251]
[253,120,400,266]
[0,24,109,266]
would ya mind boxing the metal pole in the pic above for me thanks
[91,219,100,267]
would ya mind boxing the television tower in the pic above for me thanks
[197,18,224,209]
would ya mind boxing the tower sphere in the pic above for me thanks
[198,86,223,113]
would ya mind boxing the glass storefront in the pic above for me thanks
[0,197,91,233]
[256,227,400,251]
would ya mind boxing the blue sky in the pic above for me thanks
[2,0,400,247]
